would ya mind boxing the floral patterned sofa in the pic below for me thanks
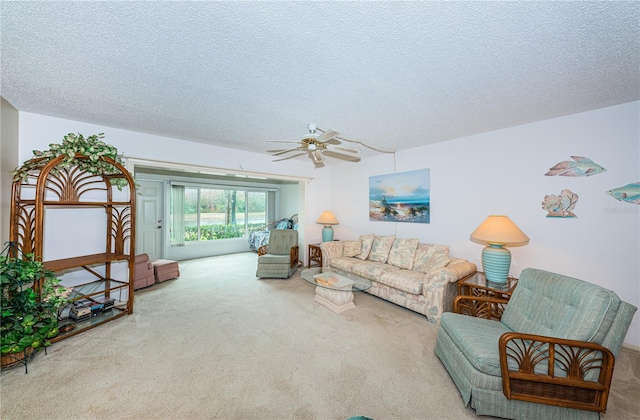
[320,235,477,324]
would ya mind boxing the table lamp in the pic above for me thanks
[316,211,339,242]
[470,215,529,285]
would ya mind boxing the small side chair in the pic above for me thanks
[256,229,299,279]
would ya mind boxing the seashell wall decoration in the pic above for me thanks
[542,189,579,218]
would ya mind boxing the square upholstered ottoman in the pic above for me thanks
[151,259,180,283]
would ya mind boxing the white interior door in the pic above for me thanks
[136,180,163,261]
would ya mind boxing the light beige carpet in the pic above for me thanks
[1,252,638,420]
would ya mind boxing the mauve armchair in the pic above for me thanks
[134,254,155,290]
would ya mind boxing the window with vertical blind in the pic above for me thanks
[170,184,268,244]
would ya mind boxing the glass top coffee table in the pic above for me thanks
[301,268,372,314]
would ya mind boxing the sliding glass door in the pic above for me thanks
[171,185,268,244]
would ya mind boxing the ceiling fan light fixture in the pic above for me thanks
[268,124,369,165]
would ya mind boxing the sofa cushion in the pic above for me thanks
[378,269,425,295]
[413,244,451,274]
[367,235,396,263]
[502,268,621,343]
[349,260,400,282]
[330,256,363,273]
[440,312,513,377]
[356,234,375,260]
[343,240,362,257]
[387,238,419,270]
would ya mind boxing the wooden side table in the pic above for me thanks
[456,272,518,321]
[308,243,323,268]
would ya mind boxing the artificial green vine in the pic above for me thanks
[11,133,132,190]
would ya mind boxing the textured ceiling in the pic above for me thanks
[1,1,639,162]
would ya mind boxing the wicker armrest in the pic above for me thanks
[290,246,299,268]
[454,295,510,321]
[499,332,615,413]
[257,245,298,265]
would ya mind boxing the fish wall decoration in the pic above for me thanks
[545,156,606,177]
[606,182,640,205]
[542,189,579,218]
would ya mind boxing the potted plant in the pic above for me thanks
[0,242,68,370]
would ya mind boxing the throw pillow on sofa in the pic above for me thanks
[356,234,375,260]
[367,235,396,263]
[413,243,451,273]
[344,240,362,257]
[387,238,420,270]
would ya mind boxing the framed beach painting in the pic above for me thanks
[369,169,430,223]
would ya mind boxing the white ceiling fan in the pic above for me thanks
[268,124,395,166]
[267,124,363,166]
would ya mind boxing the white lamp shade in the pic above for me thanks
[470,215,529,284]
[470,215,529,246]
[316,211,339,225]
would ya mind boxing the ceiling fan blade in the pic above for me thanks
[308,151,325,167]
[325,144,360,155]
[336,136,394,153]
[272,152,307,162]
[266,140,300,144]
[316,129,340,143]
[323,150,361,162]
[268,146,305,156]
[311,150,324,163]
[269,126,374,166]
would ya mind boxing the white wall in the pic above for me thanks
[330,101,640,348]
[306,175,334,244]
[12,105,639,347]
[1,97,19,242]
[17,113,320,178]
[15,112,332,263]
[278,183,300,221]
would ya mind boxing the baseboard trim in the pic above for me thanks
[622,342,640,352]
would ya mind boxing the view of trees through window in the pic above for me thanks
[183,188,267,241]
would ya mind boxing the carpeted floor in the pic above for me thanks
[1,252,638,420]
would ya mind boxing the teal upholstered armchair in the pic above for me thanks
[435,268,637,419]
[256,229,299,279]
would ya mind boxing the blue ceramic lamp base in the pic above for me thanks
[322,226,334,242]
[482,243,511,285]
